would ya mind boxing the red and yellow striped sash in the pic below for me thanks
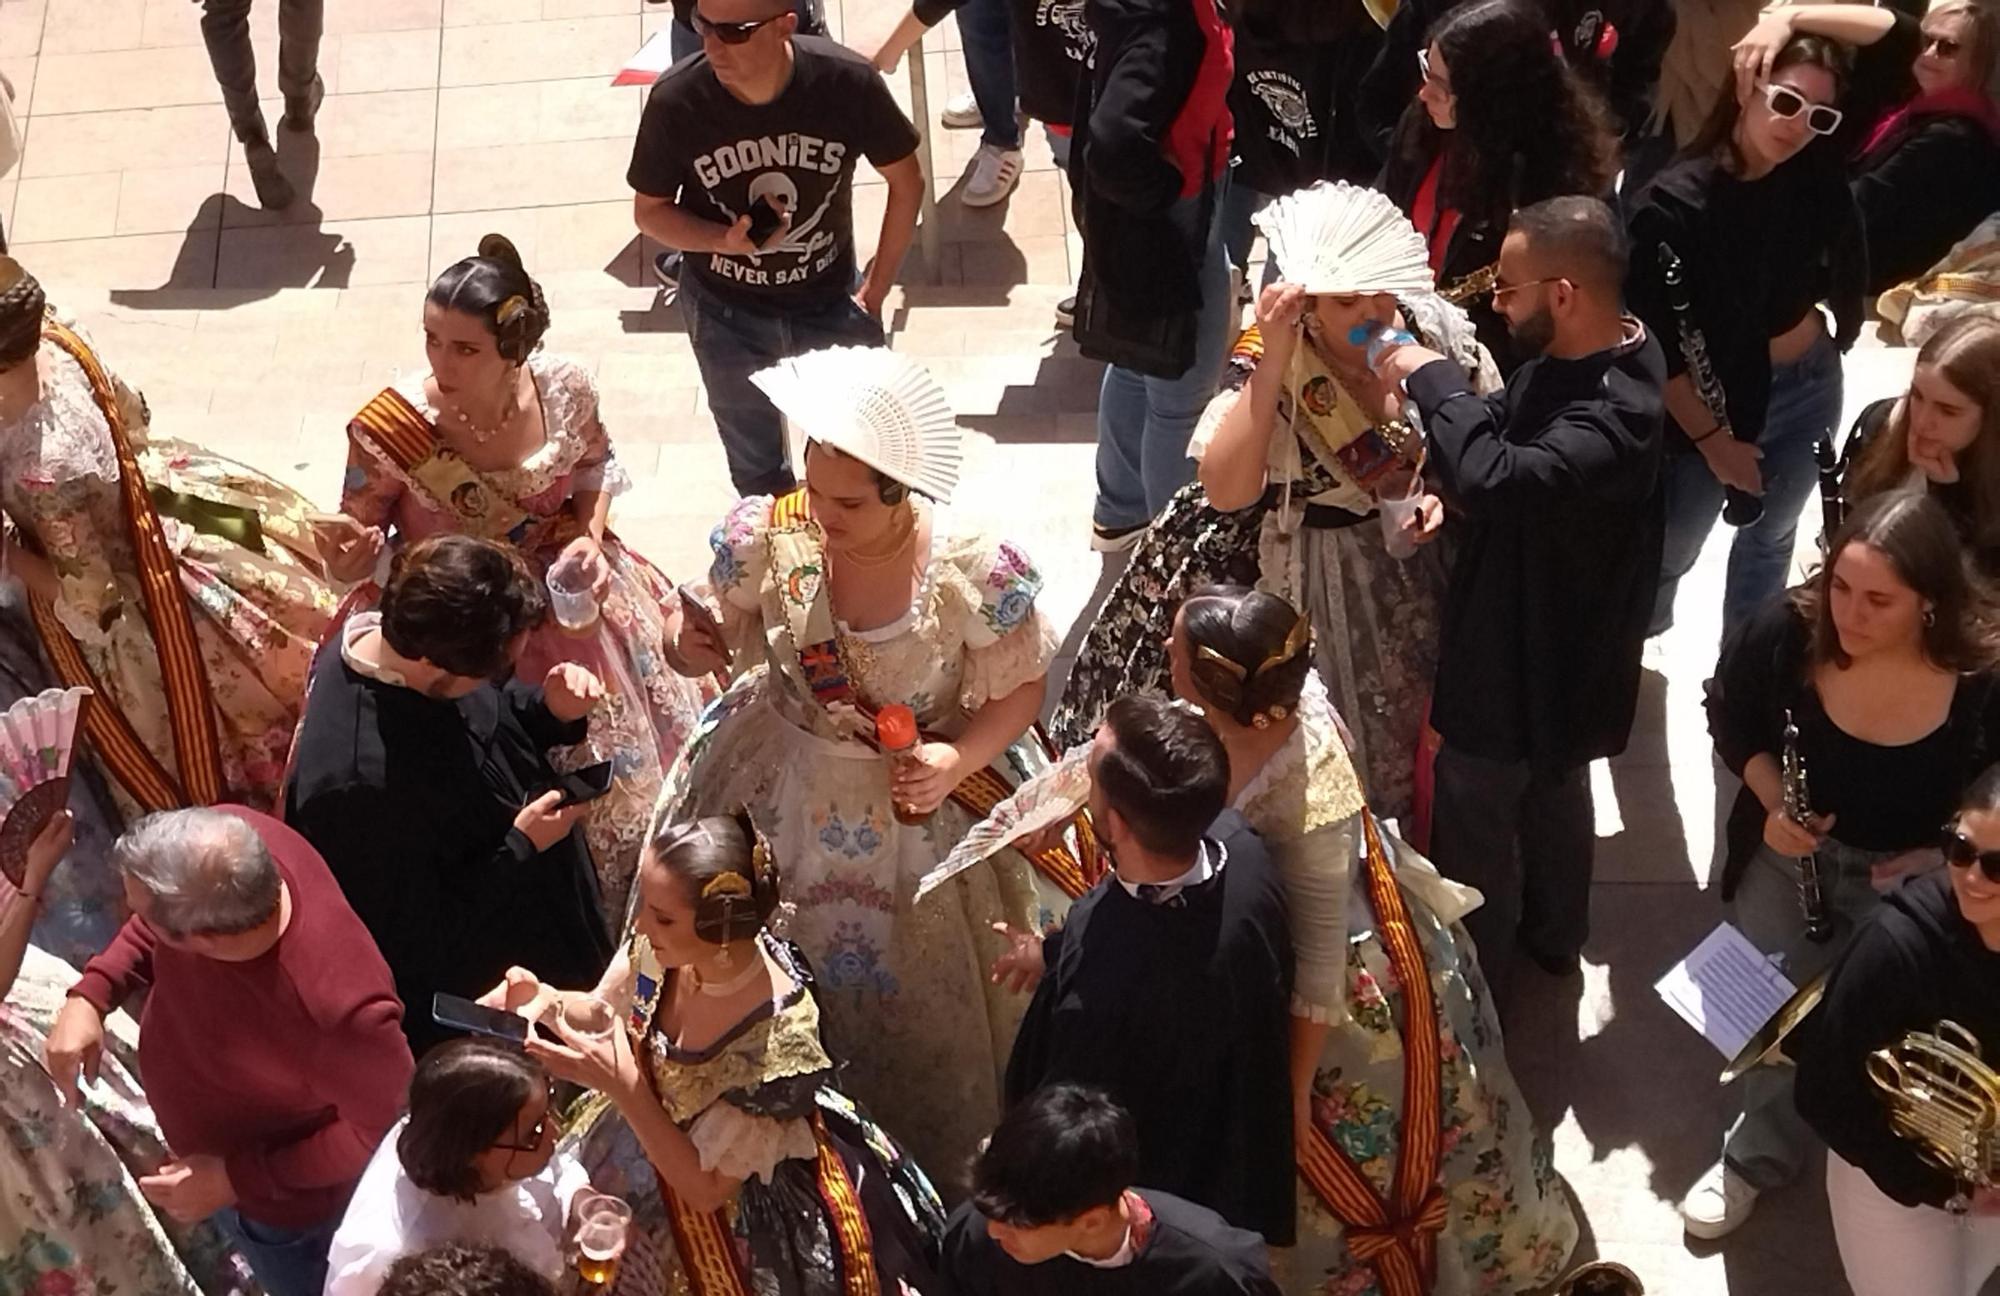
[811,1112,880,1296]
[29,320,222,811]
[1296,814,1447,1296]
[349,387,437,472]
[662,1188,753,1296]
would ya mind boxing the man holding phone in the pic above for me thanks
[628,0,924,496]
[284,536,616,1056]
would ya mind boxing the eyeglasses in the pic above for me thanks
[1942,825,2000,883]
[693,11,782,43]
[1490,276,1569,301]
[490,1078,560,1154]
[1922,33,1963,57]
[1759,83,1844,136]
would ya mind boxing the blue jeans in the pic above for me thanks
[679,272,885,496]
[214,1207,340,1296]
[1092,184,1236,530]
[1651,332,1844,641]
[1219,178,1271,279]
[957,0,1022,150]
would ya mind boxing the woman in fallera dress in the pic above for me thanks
[315,235,716,927]
[497,812,944,1296]
[0,256,335,962]
[656,346,1091,1187]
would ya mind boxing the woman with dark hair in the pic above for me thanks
[1683,491,2000,1238]
[312,234,715,927]
[1733,0,2000,293]
[1380,0,1620,371]
[1795,761,2000,1294]
[325,1040,588,1296]
[1628,34,1864,643]
[1051,185,1497,822]
[1834,315,2000,572]
[493,812,945,1296]
[1164,586,1576,1293]
[0,255,335,961]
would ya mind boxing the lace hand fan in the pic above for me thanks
[0,686,89,888]
[751,346,964,503]
[1253,181,1434,298]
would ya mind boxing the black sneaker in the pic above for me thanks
[1055,294,1076,328]
[1090,521,1145,553]
[653,250,682,291]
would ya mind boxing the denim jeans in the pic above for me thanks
[214,1207,341,1296]
[679,272,885,496]
[200,0,322,143]
[1722,839,1896,1189]
[957,0,1022,150]
[1651,331,1844,641]
[1219,178,1271,280]
[1092,182,1236,530]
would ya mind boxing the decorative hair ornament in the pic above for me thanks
[1193,610,1312,685]
[495,294,528,326]
[702,871,753,900]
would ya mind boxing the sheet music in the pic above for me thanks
[1655,923,1798,1060]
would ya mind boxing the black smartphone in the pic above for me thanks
[746,196,784,247]
[553,760,615,807]
[432,992,529,1044]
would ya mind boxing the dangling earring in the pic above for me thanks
[1924,606,1937,627]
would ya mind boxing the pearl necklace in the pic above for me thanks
[447,398,520,446]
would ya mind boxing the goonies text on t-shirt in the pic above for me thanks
[628,37,920,306]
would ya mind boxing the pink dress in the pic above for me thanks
[337,353,716,927]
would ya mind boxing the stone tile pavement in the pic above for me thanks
[0,1,1969,1291]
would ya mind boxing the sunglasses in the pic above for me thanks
[693,11,782,43]
[1922,34,1963,57]
[490,1078,560,1154]
[1759,83,1844,136]
[1942,826,2000,883]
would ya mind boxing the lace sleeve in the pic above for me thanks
[1283,814,1361,1023]
[554,360,632,498]
[687,1099,821,1185]
[955,539,1056,710]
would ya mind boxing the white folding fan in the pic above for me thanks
[752,346,965,503]
[1252,181,1434,298]
[0,686,89,887]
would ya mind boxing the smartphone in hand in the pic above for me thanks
[432,992,530,1044]
[551,760,616,808]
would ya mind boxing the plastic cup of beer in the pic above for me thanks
[561,995,616,1043]
[574,1192,632,1288]
[546,551,600,633]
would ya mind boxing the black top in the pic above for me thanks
[1832,0,1925,160]
[283,643,615,1056]
[1408,326,1666,768]
[1703,596,2000,896]
[912,0,1087,126]
[1796,870,2000,1209]
[1004,814,1296,1245]
[1625,150,1864,453]
[1227,0,1384,191]
[627,37,920,308]
[937,1190,1283,1296]
[1840,399,2000,575]
[1852,108,2000,293]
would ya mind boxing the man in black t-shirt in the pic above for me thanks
[940,1085,1283,1296]
[629,0,923,496]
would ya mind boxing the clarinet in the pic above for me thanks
[1815,432,1845,550]
[1658,243,1764,527]
[1781,708,1835,943]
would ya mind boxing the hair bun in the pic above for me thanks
[477,233,525,270]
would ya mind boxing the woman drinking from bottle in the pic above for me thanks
[1681,490,2000,1239]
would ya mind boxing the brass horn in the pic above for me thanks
[1867,1020,2000,1188]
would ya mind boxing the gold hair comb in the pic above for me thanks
[496,294,528,325]
[702,872,752,900]
[1195,611,1311,683]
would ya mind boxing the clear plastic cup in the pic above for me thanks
[546,551,600,632]
[560,995,616,1042]
[1379,489,1423,560]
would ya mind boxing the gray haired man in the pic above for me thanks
[45,807,411,1296]
[200,0,323,209]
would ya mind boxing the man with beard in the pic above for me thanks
[1373,195,1665,1005]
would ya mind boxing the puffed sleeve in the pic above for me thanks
[1187,327,1264,464]
[708,494,775,613]
[339,427,404,530]
[687,1096,821,1185]
[556,361,631,497]
[957,538,1058,710]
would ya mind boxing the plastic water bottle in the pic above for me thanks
[1349,322,1416,374]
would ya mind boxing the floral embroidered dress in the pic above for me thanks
[337,353,716,926]
[565,933,944,1296]
[1051,294,1497,823]
[1240,674,1577,1296]
[0,318,332,816]
[659,494,1072,1185]
[0,935,256,1296]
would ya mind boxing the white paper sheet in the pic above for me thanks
[1655,922,1798,1060]
[613,30,675,86]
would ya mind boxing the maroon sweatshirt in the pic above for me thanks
[70,807,414,1228]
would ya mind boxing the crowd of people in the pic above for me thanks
[0,0,1999,1292]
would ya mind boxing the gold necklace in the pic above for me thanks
[830,503,918,570]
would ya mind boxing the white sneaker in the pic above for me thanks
[961,143,1023,208]
[941,91,983,129]
[1680,1161,1759,1239]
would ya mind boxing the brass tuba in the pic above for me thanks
[1867,1020,2000,1188]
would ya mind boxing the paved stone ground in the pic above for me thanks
[0,1,1971,1291]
